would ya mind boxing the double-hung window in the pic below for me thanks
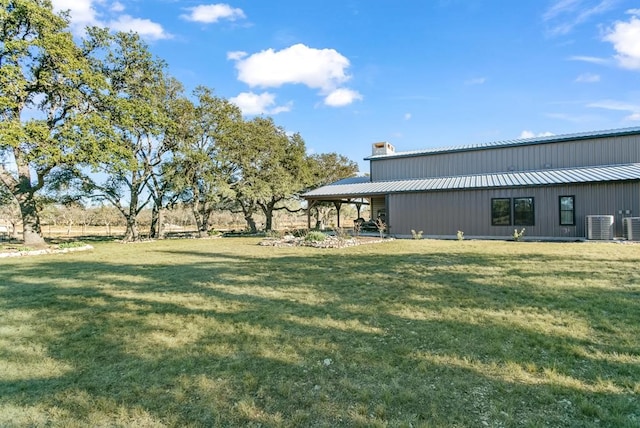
[491,198,511,226]
[559,196,575,226]
[514,197,535,226]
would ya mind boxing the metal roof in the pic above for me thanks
[364,126,640,160]
[330,176,371,185]
[303,163,640,199]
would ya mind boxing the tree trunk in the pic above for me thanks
[123,217,139,241]
[2,154,46,246]
[150,204,161,238]
[156,207,166,239]
[245,214,257,233]
[238,199,258,233]
[17,192,46,247]
[262,203,275,231]
[192,203,210,238]
[123,203,139,241]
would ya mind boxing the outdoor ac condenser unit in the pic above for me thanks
[623,217,640,241]
[585,215,614,240]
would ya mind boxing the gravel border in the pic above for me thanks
[0,244,94,258]
[259,235,392,248]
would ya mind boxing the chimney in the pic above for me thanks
[372,142,395,156]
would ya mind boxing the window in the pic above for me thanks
[559,196,575,225]
[491,198,511,225]
[514,197,535,226]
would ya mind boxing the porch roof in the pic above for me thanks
[302,163,640,199]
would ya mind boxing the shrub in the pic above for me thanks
[265,230,284,239]
[305,231,327,242]
[411,229,423,240]
[353,221,362,237]
[375,218,386,239]
[513,228,526,241]
[334,227,350,240]
[291,228,308,238]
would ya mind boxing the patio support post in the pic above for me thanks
[306,200,318,229]
[333,202,342,228]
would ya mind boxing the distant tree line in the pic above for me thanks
[0,0,358,245]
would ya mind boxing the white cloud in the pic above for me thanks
[108,15,172,40]
[51,0,100,31]
[51,0,171,40]
[543,0,581,21]
[324,88,363,107]
[229,43,361,107]
[568,55,609,64]
[110,2,125,13]
[226,51,247,61]
[181,4,246,23]
[231,43,351,90]
[229,91,291,115]
[603,15,640,70]
[464,77,486,85]
[588,100,640,120]
[543,0,616,36]
[575,72,600,82]
[404,113,412,121]
[519,130,555,139]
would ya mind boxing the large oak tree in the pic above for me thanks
[219,117,311,232]
[167,87,242,237]
[78,31,178,241]
[0,0,108,245]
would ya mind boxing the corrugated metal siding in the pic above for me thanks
[372,135,640,181]
[367,127,640,160]
[388,182,640,238]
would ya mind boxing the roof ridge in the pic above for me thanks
[365,127,640,160]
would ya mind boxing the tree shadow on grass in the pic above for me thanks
[0,242,639,427]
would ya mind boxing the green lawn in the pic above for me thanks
[1,238,639,427]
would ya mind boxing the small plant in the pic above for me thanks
[58,241,86,249]
[512,228,526,241]
[265,229,284,239]
[305,231,327,242]
[457,230,464,241]
[291,228,308,238]
[334,227,349,240]
[208,229,222,237]
[411,229,423,240]
[375,218,386,239]
[353,221,362,237]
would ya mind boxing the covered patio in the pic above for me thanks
[302,177,386,230]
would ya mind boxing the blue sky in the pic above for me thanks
[52,0,640,173]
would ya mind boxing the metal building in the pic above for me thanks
[303,127,640,240]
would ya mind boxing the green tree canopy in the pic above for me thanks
[77,31,179,241]
[218,117,312,231]
[307,152,359,188]
[167,86,243,236]
[0,0,109,245]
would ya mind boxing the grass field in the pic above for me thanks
[1,238,639,427]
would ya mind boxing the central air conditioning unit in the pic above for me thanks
[623,217,640,241]
[585,215,614,240]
